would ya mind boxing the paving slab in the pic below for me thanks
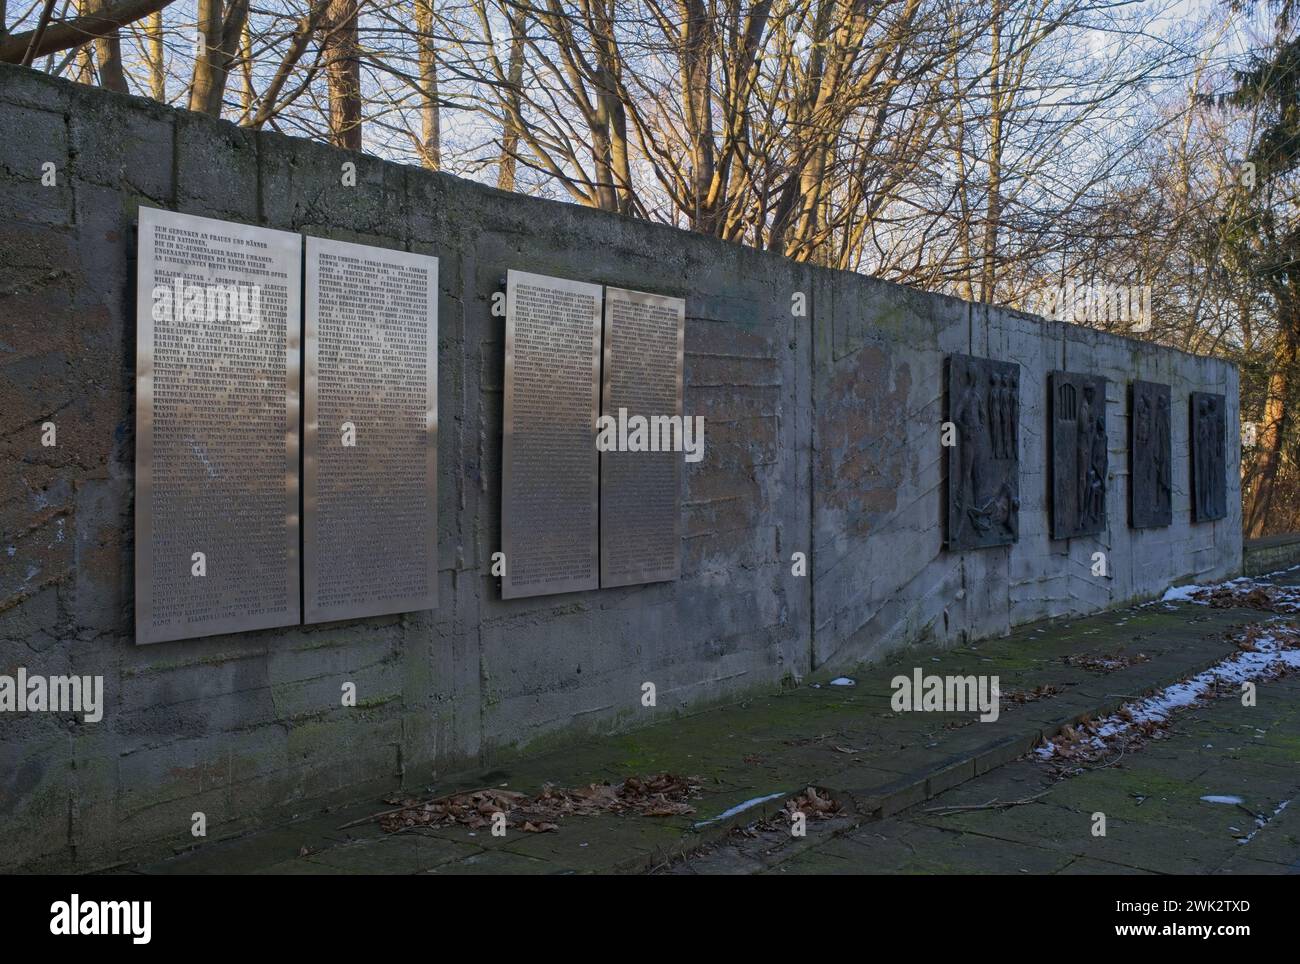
[125,580,1299,875]
[685,634,1300,875]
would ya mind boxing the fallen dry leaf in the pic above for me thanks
[376,773,701,834]
[1062,652,1150,673]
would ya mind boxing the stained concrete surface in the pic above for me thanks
[111,583,1293,875]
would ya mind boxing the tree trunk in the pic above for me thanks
[146,9,165,101]
[90,0,128,91]
[980,0,1004,303]
[414,0,440,169]
[189,0,222,111]
[679,0,715,231]
[1245,327,1297,537]
[323,0,363,150]
[588,102,617,211]
[189,0,247,115]
[497,4,526,191]
[240,17,253,117]
[590,1,631,213]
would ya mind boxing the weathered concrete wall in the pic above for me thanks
[809,281,1243,670]
[0,65,1240,871]
[1243,534,1300,577]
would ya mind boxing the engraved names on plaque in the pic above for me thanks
[1191,391,1228,522]
[134,207,301,644]
[1130,380,1172,528]
[304,238,438,623]
[1050,371,1109,539]
[945,353,1021,549]
[600,287,685,587]
[501,270,603,599]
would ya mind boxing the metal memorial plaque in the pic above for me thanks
[1191,391,1228,522]
[1129,380,1172,528]
[303,238,438,623]
[134,207,301,644]
[1050,371,1109,539]
[945,354,1021,549]
[501,269,602,599]
[599,286,685,587]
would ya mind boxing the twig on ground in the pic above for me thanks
[923,787,1053,815]
[1085,747,1126,770]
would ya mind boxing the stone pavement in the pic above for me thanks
[122,574,1297,874]
[683,671,1300,875]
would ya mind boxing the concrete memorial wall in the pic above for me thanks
[0,65,1242,870]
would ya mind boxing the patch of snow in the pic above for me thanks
[1162,583,1207,602]
[1160,574,1300,611]
[1200,795,1244,805]
[693,791,788,828]
[829,677,855,687]
[1035,627,1300,762]
[1238,798,1292,845]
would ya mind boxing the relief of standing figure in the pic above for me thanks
[1198,395,1221,517]
[1089,412,1107,524]
[954,368,983,540]
[1196,397,1211,518]
[1075,384,1095,527]
[1135,393,1152,497]
[1206,397,1216,517]
[988,373,1003,460]
[948,356,1020,548]
[1004,374,1014,459]
[1155,393,1170,499]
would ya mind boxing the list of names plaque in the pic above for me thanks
[134,207,301,644]
[600,287,685,587]
[303,238,438,623]
[502,270,602,598]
